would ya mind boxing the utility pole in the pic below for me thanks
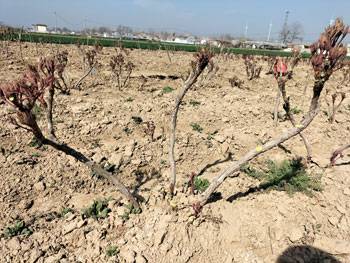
[84,19,87,36]
[54,11,57,33]
[267,20,272,42]
[282,10,290,44]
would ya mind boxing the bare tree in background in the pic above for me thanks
[160,31,169,41]
[98,26,111,35]
[280,21,303,43]
[116,25,132,38]
[148,29,156,40]
[288,22,303,42]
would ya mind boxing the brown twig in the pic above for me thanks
[169,47,214,195]
[0,59,139,209]
[196,17,349,211]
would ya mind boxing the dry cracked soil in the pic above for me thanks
[0,42,350,263]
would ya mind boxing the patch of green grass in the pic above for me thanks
[125,97,134,102]
[90,163,120,181]
[190,123,203,132]
[206,133,213,148]
[82,197,112,220]
[258,139,268,145]
[290,107,302,115]
[90,139,101,149]
[28,139,48,151]
[31,105,44,120]
[55,119,64,124]
[7,108,16,114]
[312,223,322,235]
[131,116,143,124]
[244,158,323,197]
[123,126,132,135]
[6,147,24,154]
[61,208,74,217]
[277,113,284,120]
[189,99,200,106]
[163,86,174,93]
[240,165,265,180]
[150,88,158,93]
[322,110,328,116]
[120,204,142,221]
[106,246,119,257]
[193,176,210,193]
[3,221,33,238]
[29,152,41,158]
[104,162,120,174]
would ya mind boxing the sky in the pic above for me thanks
[1,0,350,43]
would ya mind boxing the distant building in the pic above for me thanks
[32,24,47,33]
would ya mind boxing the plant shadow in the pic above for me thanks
[277,245,341,263]
[131,168,160,202]
[227,158,320,202]
[334,161,350,166]
[198,152,233,177]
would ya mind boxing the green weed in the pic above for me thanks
[90,163,120,180]
[123,126,132,135]
[29,152,41,158]
[193,176,210,193]
[31,105,44,120]
[189,99,200,106]
[61,208,74,217]
[207,133,213,148]
[312,223,322,235]
[82,197,112,220]
[290,107,302,114]
[28,139,48,151]
[106,246,119,257]
[163,86,174,93]
[190,123,203,132]
[240,165,265,180]
[120,204,142,221]
[90,139,101,149]
[125,97,134,102]
[3,221,33,238]
[131,116,143,124]
[244,158,323,197]
[6,147,24,154]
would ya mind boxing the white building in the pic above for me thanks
[32,24,47,33]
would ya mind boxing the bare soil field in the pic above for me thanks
[0,42,350,263]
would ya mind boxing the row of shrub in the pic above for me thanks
[0,31,312,58]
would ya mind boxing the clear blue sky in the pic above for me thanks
[1,0,349,42]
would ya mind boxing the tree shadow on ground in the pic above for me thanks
[197,152,233,177]
[277,245,341,263]
[334,161,350,166]
[131,168,160,203]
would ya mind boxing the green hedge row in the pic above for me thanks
[1,31,311,58]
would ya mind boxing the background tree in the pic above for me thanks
[116,25,132,38]
[98,26,111,35]
[280,21,303,43]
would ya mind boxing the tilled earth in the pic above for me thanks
[0,42,350,263]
